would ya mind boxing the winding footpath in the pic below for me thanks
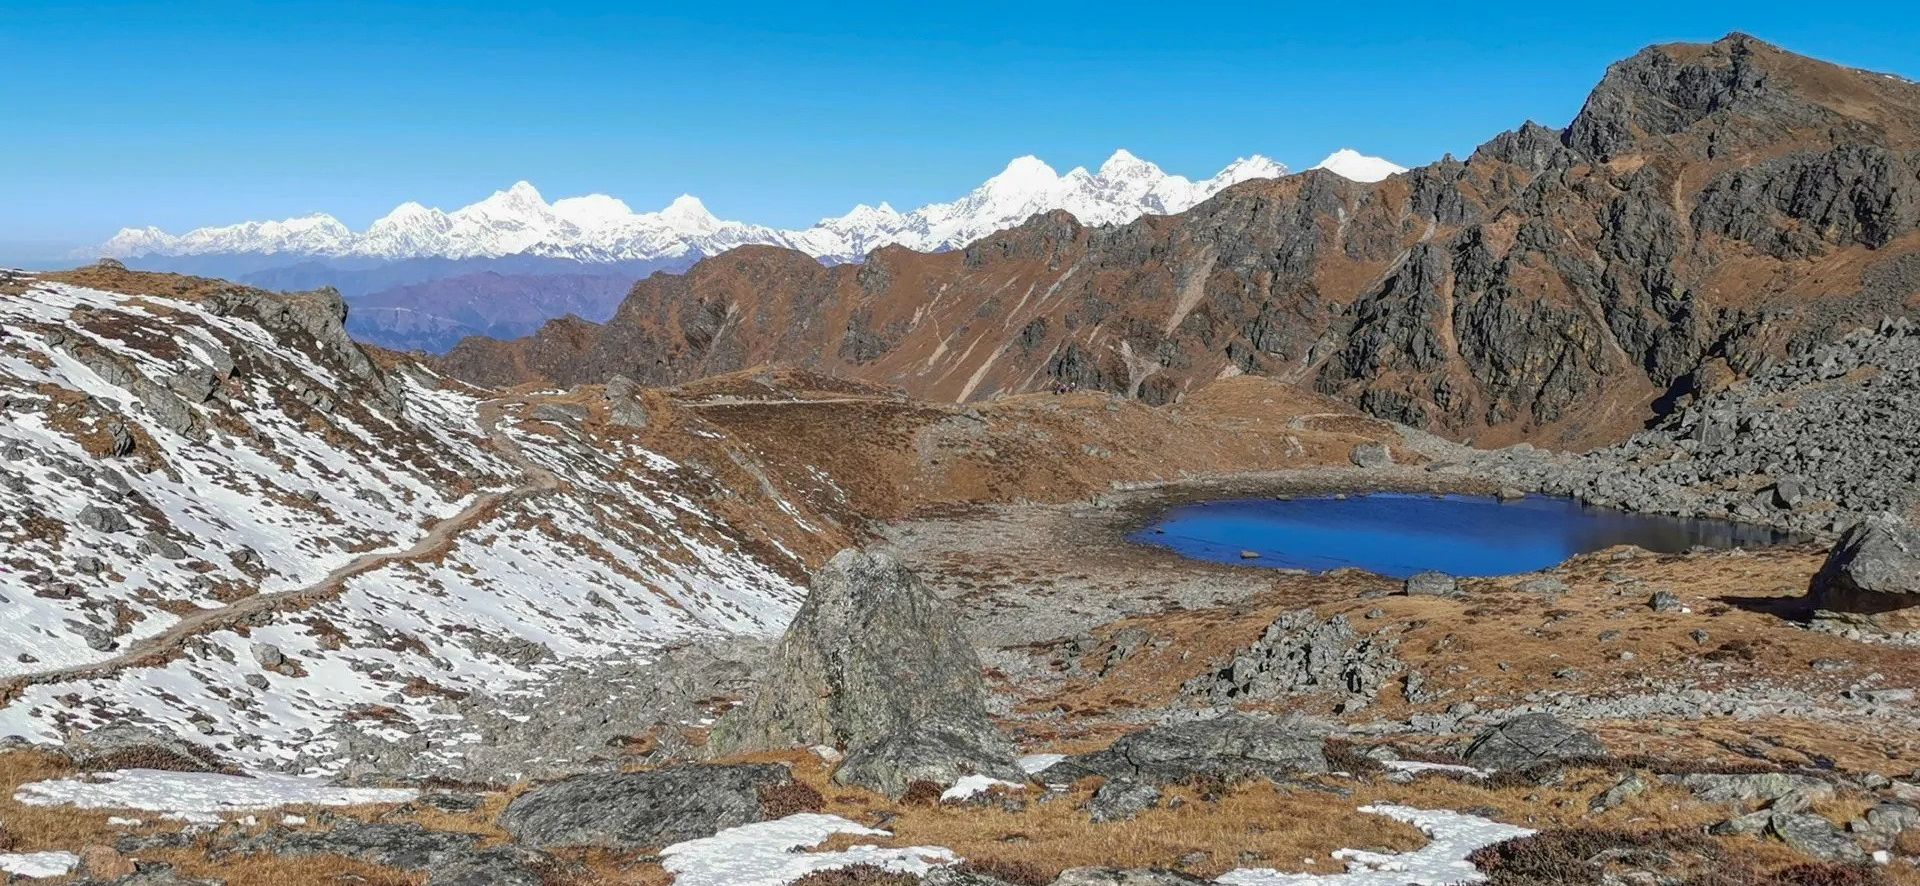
[0,398,559,702]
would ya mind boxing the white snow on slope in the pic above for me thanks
[1216,805,1534,885]
[98,150,1297,265]
[0,275,810,772]
[14,769,417,815]
[0,852,79,879]
[660,813,956,886]
[1310,149,1409,183]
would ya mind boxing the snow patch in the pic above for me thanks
[660,813,955,886]
[941,774,1024,801]
[1216,805,1533,885]
[0,852,80,879]
[1379,760,1490,778]
[14,769,417,815]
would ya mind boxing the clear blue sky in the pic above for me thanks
[2,0,1915,264]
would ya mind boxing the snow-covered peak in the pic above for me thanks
[1310,149,1408,182]
[1097,148,1159,178]
[93,148,1317,264]
[551,194,636,229]
[659,194,720,233]
[1211,155,1289,186]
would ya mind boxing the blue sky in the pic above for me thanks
[2,0,1916,264]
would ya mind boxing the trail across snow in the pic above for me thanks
[0,397,555,702]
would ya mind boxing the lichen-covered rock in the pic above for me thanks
[1461,713,1605,770]
[706,548,1020,797]
[1039,713,1329,785]
[496,763,793,850]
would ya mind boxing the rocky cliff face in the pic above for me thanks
[444,35,1920,450]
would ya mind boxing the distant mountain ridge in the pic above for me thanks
[97,149,1405,266]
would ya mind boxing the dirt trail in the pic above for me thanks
[1,398,557,701]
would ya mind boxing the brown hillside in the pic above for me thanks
[443,34,1920,450]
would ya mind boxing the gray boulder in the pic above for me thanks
[1404,571,1460,597]
[1768,813,1866,863]
[1812,514,1920,627]
[1039,713,1328,785]
[707,548,1020,797]
[1085,777,1161,822]
[1461,713,1605,770]
[1678,772,1834,808]
[603,375,650,429]
[496,763,793,850]
[77,504,131,534]
[1350,442,1392,468]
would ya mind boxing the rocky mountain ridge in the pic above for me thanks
[443,34,1920,451]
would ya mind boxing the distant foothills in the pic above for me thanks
[90,150,1406,353]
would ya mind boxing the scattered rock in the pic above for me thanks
[1768,812,1865,862]
[1590,772,1650,811]
[1183,610,1401,711]
[1647,591,1683,612]
[250,643,285,669]
[1404,571,1460,597]
[77,504,131,534]
[1350,442,1392,468]
[1085,778,1161,823]
[1461,714,1605,770]
[1678,772,1835,808]
[230,820,542,886]
[1039,713,1328,785]
[496,763,794,850]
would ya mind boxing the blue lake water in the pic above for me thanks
[1129,493,1795,579]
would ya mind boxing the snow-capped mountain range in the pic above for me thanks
[99,149,1406,266]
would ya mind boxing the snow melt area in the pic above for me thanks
[660,813,956,886]
[1379,760,1490,779]
[941,774,1025,801]
[13,769,417,817]
[1216,805,1533,886]
[0,852,80,879]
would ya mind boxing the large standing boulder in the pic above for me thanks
[1811,514,1920,630]
[1462,713,1606,770]
[496,763,794,850]
[706,548,1021,797]
[1038,713,1329,785]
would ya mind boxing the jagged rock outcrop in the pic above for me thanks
[706,548,1022,797]
[444,35,1920,451]
[1182,610,1402,711]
